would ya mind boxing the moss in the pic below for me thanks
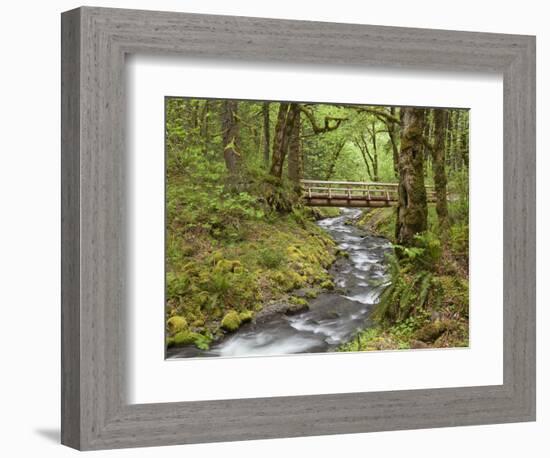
[173,330,199,346]
[305,288,319,299]
[437,275,469,315]
[320,279,335,290]
[286,245,304,262]
[307,207,341,220]
[338,328,402,352]
[239,310,254,323]
[221,310,242,332]
[171,330,211,350]
[289,296,307,306]
[210,250,224,264]
[193,334,211,350]
[269,269,306,292]
[336,248,349,258]
[214,259,243,273]
[257,248,285,268]
[355,208,395,241]
[195,291,210,307]
[166,208,338,340]
[166,316,188,335]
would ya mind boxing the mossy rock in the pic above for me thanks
[289,296,307,306]
[239,310,254,324]
[269,269,306,292]
[286,270,306,290]
[172,330,199,346]
[294,287,319,299]
[254,302,263,311]
[221,310,242,332]
[414,319,458,343]
[336,248,350,258]
[166,316,188,335]
[172,330,211,350]
[320,279,335,290]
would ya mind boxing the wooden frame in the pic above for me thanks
[61,6,536,450]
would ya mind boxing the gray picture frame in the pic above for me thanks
[61,6,536,451]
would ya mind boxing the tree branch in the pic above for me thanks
[299,105,348,134]
[354,107,400,124]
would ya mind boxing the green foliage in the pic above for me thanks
[307,207,341,219]
[394,232,442,271]
[245,170,299,213]
[372,233,443,325]
[449,223,469,260]
[165,97,470,353]
[257,248,285,269]
[372,254,434,325]
[355,208,395,240]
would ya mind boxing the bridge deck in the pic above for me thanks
[301,179,435,208]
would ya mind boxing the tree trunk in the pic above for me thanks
[263,102,271,168]
[387,107,400,179]
[353,134,374,180]
[221,100,240,175]
[459,110,469,168]
[396,107,428,246]
[370,121,379,182]
[199,100,209,155]
[432,109,450,236]
[270,103,299,179]
[326,141,346,180]
[287,106,302,185]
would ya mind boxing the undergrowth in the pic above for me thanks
[341,205,469,352]
[165,147,338,350]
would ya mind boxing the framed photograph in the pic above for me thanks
[61,6,536,450]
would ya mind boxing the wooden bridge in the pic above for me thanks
[301,179,436,208]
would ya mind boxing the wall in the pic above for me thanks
[0,0,546,456]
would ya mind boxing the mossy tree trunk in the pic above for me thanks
[263,102,271,168]
[199,100,209,155]
[287,105,302,186]
[221,99,241,175]
[396,107,428,246]
[270,102,299,179]
[459,110,469,168]
[369,120,379,181]
[432,108,450,236]
[353,121,379,182]
[422,110,434,177]
[386,107,400,179]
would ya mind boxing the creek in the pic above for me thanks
[167,208,392,358]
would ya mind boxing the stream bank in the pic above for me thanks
[167,208,392,358]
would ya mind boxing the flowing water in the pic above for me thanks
[167,208,392,359]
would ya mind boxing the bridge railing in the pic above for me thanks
[300,179,436,202]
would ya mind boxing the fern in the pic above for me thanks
[372,252,435,325]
